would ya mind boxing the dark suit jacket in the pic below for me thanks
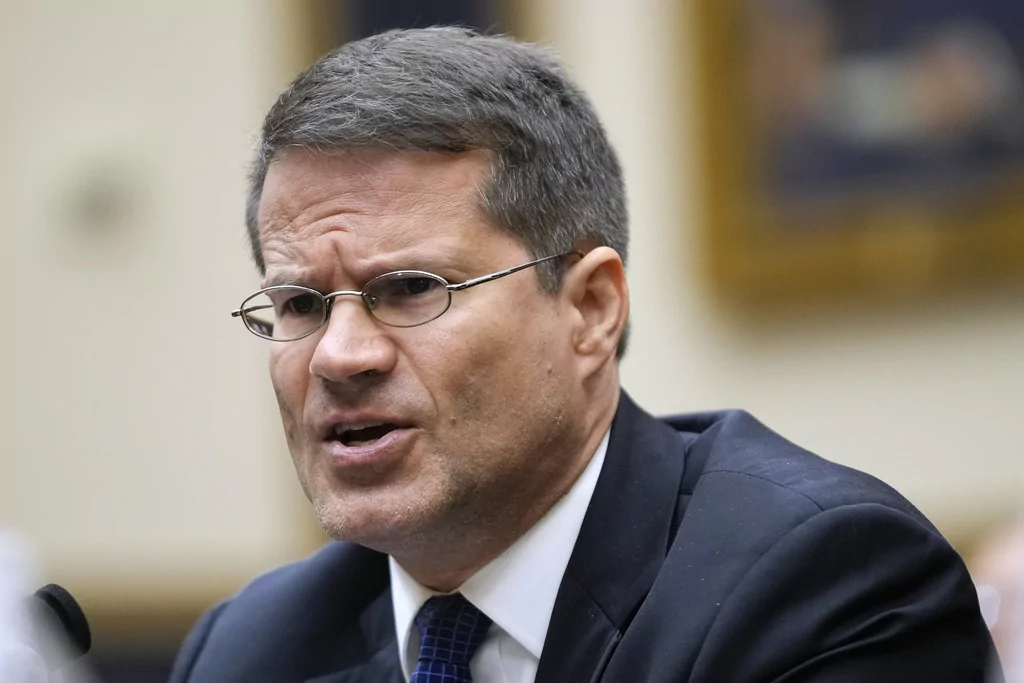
[170,393,999,682]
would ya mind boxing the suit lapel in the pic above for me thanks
[305,553,404,683]
[536,392,690,683]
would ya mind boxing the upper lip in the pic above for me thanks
[316,412,414,441]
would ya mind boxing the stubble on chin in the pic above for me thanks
[310,483,441,552]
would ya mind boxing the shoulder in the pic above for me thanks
[658,408,959,614]
[217,541,387,620]
[685,499,992,681]
[640,410,993,680]
[668,408,929,526]
[169,542,389,682]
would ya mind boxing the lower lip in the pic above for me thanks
[322,428,417,469]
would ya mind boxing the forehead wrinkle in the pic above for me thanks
[258,147,502,285]
[325,215,470,281]
[261,183,477,245]
[260,194,361,242]
[324,181,488,257]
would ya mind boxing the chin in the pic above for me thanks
[311,493,428,550]
[312,496,370,541]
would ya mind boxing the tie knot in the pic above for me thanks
[412,594,492,680]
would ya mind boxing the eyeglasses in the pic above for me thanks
[231,250,581,341]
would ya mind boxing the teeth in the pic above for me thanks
[333,421,387,437]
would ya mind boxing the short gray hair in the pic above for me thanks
[246,27,629,353]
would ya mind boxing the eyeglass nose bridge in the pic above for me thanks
[320,289,380,330]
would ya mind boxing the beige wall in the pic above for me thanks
[5,0,314,607]
[4,0,1022,624]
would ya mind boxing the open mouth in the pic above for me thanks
[330,423,402,447]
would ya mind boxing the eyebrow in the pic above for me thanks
[263,272,311,288]
[262,254,470,290]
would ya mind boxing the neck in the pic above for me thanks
[393,385,620,592]
[390,528,519,593]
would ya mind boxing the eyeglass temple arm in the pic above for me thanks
[231,304,274,318]
[448,250,582,292]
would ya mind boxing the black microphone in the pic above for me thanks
[29,584,92,670]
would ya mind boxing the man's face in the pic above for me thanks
[258,148,584,553]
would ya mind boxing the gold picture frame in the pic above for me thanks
[694,1,1024,310]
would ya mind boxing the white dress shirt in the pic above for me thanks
[389,430,610,683]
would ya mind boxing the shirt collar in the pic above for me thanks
[389,429,610,668]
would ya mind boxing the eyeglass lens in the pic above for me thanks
[239,272,453,340]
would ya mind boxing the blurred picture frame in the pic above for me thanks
[695,0,1024,309]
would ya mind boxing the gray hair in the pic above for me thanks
[246,26,629,354]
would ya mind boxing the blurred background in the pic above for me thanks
[3,0,1023,680]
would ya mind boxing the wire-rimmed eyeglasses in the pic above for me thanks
[231,250,581,341]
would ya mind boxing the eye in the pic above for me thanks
[397,276,441,297]
[267,288,324,318]
[363,273,450,326]
[370,275,445,301]
[284,292,320,315]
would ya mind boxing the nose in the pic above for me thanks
[308,294,398,384]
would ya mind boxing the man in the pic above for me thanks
[171,27,999,682]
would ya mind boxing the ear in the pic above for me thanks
[562,247,629,377]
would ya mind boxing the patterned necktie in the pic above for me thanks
[411,593,493,683]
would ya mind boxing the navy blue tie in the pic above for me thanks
[411,594,492,683]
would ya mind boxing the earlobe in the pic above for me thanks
[568,247,629,369]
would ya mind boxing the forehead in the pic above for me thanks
[257,147,494,258]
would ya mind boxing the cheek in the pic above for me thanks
[428,298,566,425]
[269,346,312,444]
[273,381,298,444]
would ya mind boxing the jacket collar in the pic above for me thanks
[535,391,691,683]
[303,549,404,683]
